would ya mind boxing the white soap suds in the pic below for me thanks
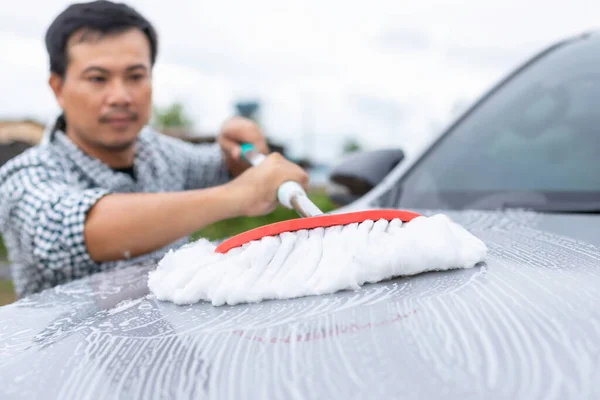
[148,214,488,306]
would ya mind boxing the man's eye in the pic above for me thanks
[88,76,106,83]
[130,74,145,81]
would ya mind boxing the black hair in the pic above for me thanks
[44,0,158,77]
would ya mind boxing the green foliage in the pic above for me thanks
[0,239,15,305]
[0,236,6,260]
[343,137,362,154]
[0,280,15,306]
[153,102,193,129]
[191,192,337,242]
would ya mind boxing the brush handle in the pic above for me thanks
[240,143,267,166]
[240,143,323,217]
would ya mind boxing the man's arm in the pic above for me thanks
[0,153,308,270]
[0,164,236,269]
[86,151,308,261]
[84,186,239,261]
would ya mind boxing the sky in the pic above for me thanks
[0,0,598,162]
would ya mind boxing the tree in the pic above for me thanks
[342,137,362,154]
[152,102,193,129]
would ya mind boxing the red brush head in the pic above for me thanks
[214,209,421,254]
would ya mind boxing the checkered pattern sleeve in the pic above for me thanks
[0,163,110,276]
[156,133,232,190]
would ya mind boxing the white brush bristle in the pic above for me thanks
[148,214,488,306]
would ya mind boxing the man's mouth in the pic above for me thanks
[108,117,133,123]
[101,113,138,128]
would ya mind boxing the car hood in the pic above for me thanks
[1,209,599,400]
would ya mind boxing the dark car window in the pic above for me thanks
[395,35,600,211]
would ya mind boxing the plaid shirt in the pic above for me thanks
[0,121,230,298]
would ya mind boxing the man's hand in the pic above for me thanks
[217,116,269,177]
[224,152,309,217]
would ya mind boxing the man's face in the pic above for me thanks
[50,28,152,152]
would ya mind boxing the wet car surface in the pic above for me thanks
[1,210,600,399]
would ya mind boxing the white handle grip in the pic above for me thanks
[243,150,266,166]
[277,181,306,209]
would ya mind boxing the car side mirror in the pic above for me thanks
[326,148,405,206]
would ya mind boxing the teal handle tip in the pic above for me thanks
[240,143,256,163]
[240,143,255,154]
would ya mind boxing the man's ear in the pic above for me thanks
[48,73,65,109]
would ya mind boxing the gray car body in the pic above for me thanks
[1,34,600,399]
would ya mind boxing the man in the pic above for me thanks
[0,0,309,298]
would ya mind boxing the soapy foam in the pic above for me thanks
[148,214,488,306]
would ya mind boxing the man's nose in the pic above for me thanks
[106,80,132,106]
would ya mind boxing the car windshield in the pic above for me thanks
[394,34,600,212]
